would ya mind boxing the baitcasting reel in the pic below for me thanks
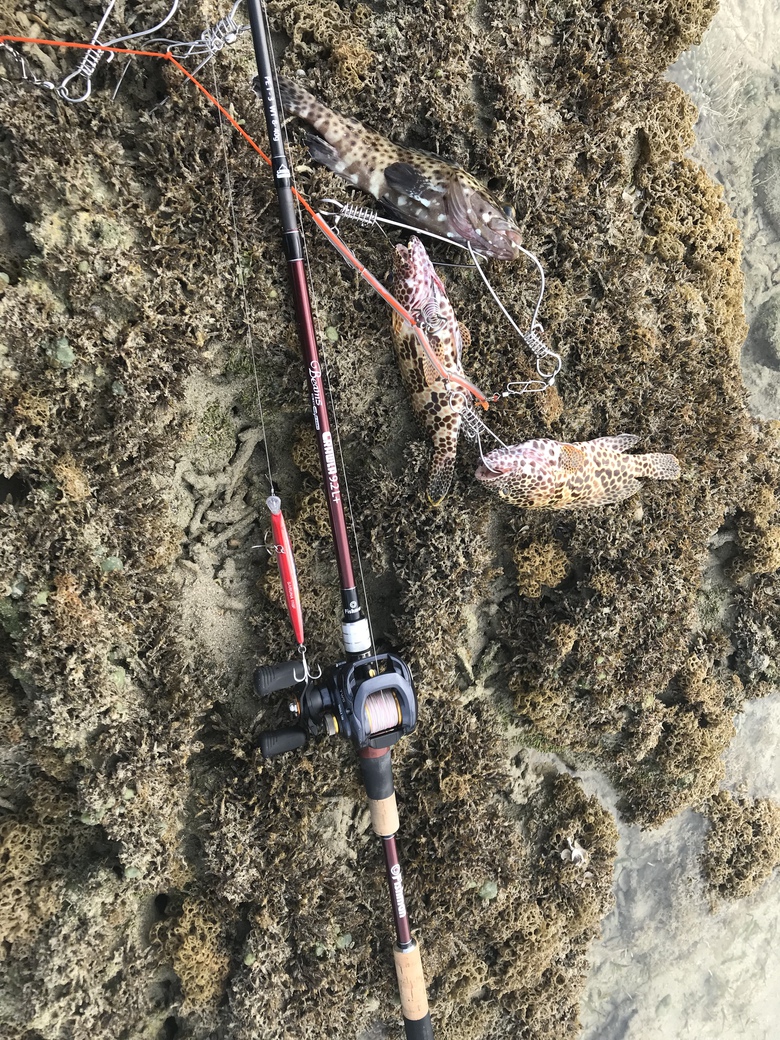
[254,652,417,758]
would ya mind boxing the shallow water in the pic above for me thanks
[668,0,780,420]
[579,695,780,1040]
[580,1,780,1031]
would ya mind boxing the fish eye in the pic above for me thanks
[502,204,516,220]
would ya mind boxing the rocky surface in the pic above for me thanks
[1,1,778,1038]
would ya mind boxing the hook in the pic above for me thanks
[146,0,250,75]
[58,0,180,103]
[58,0,117,102]
[292,646,322,684]
[466,242,562,392]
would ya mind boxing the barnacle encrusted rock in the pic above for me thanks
[152,895,234,1009]
[513,537,570,597]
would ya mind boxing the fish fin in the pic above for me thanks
[385,162,444,206]
[443,176,518,260]
[443,175,478,240]
[422,353,440,387]
[566,478,642,508]
[458,322,470,362]
[305,133,344,173]
[632,453,681,480]
[586,433,640,453]
[559,444,587,473]
[426,452,456,506]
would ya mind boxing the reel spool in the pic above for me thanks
[254,652,417,757]
[364,688,402,736]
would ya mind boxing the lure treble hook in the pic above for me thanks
[292,645,321,685]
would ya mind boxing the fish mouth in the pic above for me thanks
[393,239,434,310]
[394,238,430,271]
[392,242,417,282]
[475,460,505,482]
[407,236,429,265]
[393,242,411,269]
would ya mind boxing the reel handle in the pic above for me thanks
[258,725,307,759]
[253,660,305,698]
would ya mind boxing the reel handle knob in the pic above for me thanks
[258,726,307,759]
[253,660,305,698]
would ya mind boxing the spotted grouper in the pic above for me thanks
[258,75,523,260]
[391,237,472,505]
[475,434,681,508]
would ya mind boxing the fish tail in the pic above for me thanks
[426,461,455,506]
[277,76,363,147]
[276,76,332,129]
[632,453,681,480]
[274,77,387,197]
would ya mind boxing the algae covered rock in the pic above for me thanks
[702,790,780,901]
[0,0,774,1037]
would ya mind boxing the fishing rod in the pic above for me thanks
[246,2,434,1037]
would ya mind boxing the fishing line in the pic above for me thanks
[58,0,181,102]
[3,26,504,575]
[466,242,561,390]
[458,406,511,473]
[209,63,275,494]
[147,0,250,77]
[210,63,320,680]
[320,197,563,395]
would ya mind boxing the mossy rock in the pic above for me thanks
[0,0,775,1036]
[702,790,780,901]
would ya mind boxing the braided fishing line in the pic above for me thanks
[364,689,402,736]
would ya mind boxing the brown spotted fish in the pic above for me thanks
[475,434,681,508]
[391,237,472,505]
[264,76,523,261]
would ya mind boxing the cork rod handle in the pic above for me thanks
[394,941,433,1040]
[367,792,400,837]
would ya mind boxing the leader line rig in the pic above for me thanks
[0,29,486,410]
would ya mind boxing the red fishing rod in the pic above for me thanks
[246,2,434,1037]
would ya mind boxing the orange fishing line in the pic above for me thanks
[1,33,489,406]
